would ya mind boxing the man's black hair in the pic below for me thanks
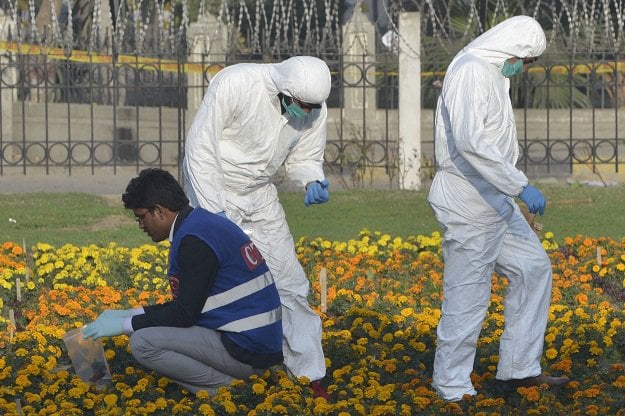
[122,168,189,211]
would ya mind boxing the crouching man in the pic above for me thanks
[84,168,283,394]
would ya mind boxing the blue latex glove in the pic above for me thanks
[98,309,132,318]
[82,311,125,340]
[304,180,329,207]
[519,185,546,215]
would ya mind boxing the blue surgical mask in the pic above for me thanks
[501,59,524,77]
[282,97,308,118]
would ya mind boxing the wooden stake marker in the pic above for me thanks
[597,246,602,266]
[9,309,15,343]
[319,268,327,313]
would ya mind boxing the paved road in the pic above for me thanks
[1,173,135,195]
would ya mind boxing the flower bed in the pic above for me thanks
[1,231,625,415]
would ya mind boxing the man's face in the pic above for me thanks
[133,206,169,242]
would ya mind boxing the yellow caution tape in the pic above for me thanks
[1,41,624,78]
[0,41,224,75]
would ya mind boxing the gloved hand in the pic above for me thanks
[97,309,133,318]
[82,311,125,340]
[519,184,546,215]
[304,180,329,207]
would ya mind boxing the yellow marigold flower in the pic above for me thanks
[604,336,614,347]
[155,397,168,409]
[15,374,31,388]
[545,348,558,360]
[414,342,426,352]
[252,383,265,395]
[352,345,366,355]
[314,402,334,413]
[103,394,118,407]
[350,375,364,385]
[68,387,83,398]
[193,389,209,399]
[223,400,237,414]
[273,404,289,414]
[15,348,28,357]
[589,346,603,356]
[199,404,215,416]
[82,398,95,409]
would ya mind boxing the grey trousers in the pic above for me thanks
[130,326,263,394]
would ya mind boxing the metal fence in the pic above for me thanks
[420,53,625,184]
[1,48,625,187]
[0,48,407,189]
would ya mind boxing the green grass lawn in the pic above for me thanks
[0,185,623,248]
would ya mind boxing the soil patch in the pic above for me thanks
[89,215,134,231]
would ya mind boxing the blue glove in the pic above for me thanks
[304,180,329,207]
[82,311,125,340]
[519,185,546,215]
[216,211,227,218]
[97,309,132,318]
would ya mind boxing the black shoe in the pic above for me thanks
[502,373,570,390]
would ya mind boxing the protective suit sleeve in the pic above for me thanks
[444,61,528,196]
[184,73,241,211]
[283,105,328,187]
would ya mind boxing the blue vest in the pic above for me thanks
[169,208,283,365]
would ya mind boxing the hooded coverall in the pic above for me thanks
[427,16,550,401]
[183,56,331,381]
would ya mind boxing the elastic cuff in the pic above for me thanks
[122,317,134,335]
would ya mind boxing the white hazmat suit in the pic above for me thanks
[427,16,552,401]
[183,56,331,381]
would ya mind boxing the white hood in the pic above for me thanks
[269,56,332,104]
[456,15,546,70]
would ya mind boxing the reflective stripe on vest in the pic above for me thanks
[201,270,274,314]
[216,307,282,332]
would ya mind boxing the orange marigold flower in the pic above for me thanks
[517,386,540,402]
[612,376,625,388]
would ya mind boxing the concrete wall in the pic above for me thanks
[9,102,181,167]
